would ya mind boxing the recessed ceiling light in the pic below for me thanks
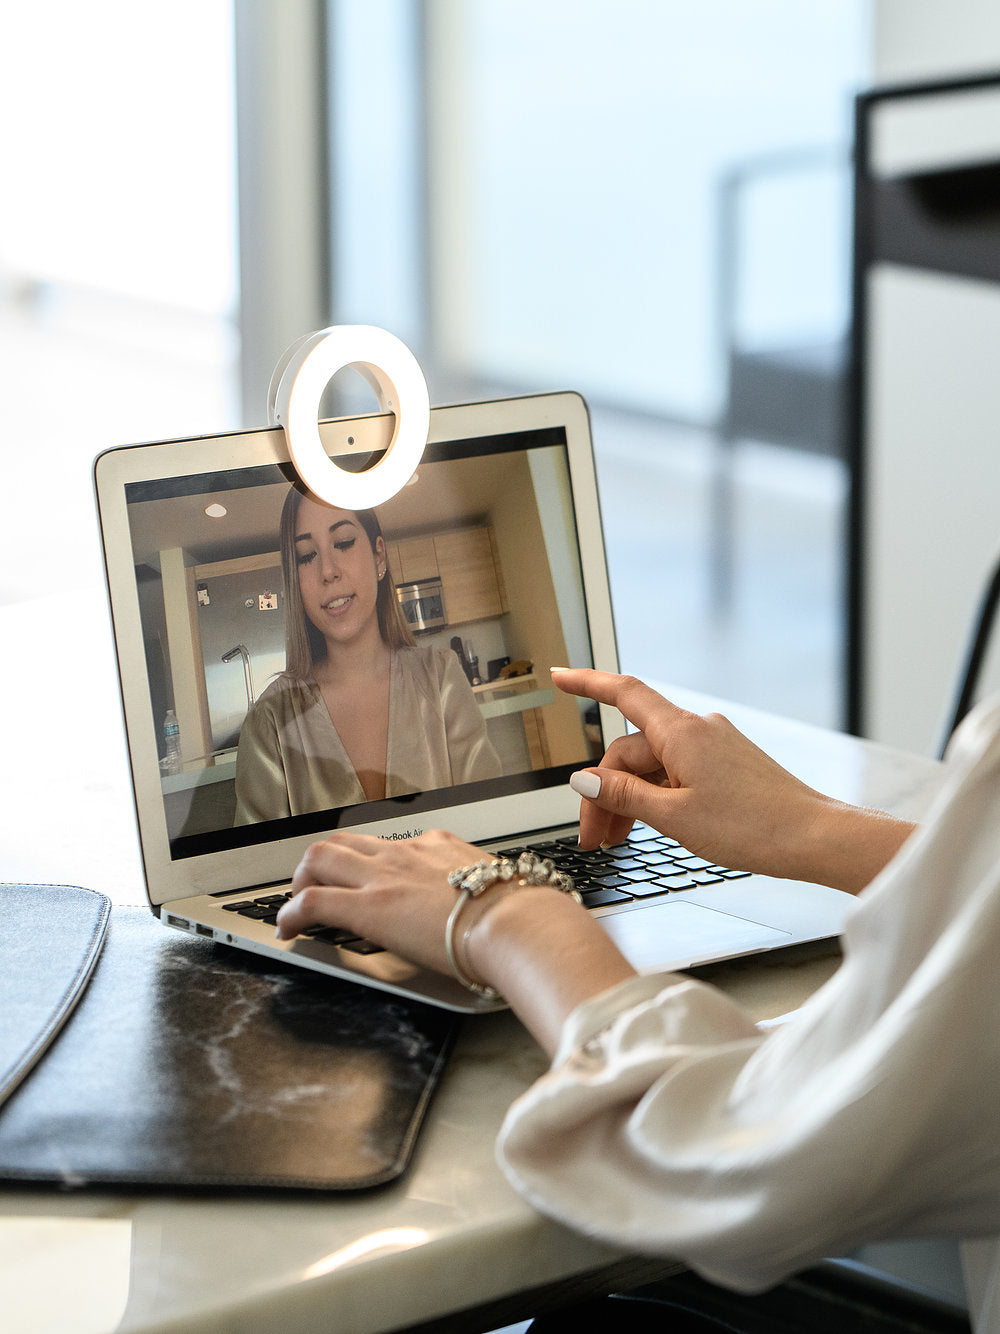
[205,503,227,518]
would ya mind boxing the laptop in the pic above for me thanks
[94,390,850,1013]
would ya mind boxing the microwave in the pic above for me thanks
[395,577,447,632]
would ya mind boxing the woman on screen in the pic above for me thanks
[233,485,500,824]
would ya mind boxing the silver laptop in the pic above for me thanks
[94,391,850,1013]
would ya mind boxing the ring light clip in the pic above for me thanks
[267,325,430,509]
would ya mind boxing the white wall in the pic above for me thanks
[859,3,1000,756]
[874,0,1000,83]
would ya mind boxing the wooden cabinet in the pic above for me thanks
[434,526,506,623]
[386,535,438,585]
[387,525,507,625]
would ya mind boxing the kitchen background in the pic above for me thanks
[129,439,594,839]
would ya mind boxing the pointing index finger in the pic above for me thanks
[551,667,683,736]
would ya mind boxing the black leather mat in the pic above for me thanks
[0,906,458,1192]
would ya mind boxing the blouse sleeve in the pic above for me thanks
[497,696,1000,1296]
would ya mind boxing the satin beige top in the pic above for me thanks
[499,695,1000,1329]
[233,645,501,824]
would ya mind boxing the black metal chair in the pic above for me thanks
[523,1263,971,1333]
[711,146,850,608]
[939,551,1000,757]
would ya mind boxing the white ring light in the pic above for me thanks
[268,325,430,510]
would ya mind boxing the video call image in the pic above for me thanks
[124,433,601,857]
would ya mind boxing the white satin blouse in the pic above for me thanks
[498,695,1000,1332]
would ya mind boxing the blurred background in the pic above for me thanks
[0,0,995,733]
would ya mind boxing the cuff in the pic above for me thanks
[551,969,688,1069]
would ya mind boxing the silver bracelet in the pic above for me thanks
[444,852,581,1000]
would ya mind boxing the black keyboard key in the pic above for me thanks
[621,882,673,899]
[494,840,746,904]
[302,925,361,945]
[646,873,699,892]
[341,938,385,955]
[581,886,633,908]
[555,865,595,882]
[623,826,662,843]
[236,903,281,920]
[636,851,687,870]
[569,873,607,891]
[572,860,610,875]
[672,856,715,871]
[616,870,663,885]
[300,925,384,954]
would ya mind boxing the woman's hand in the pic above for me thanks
[276,828,481,976]
[276,826,637,1056]
[554,669,915,895]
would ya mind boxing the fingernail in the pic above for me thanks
[570,770,601,800]
[549,666,569,673]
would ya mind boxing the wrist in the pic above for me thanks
[799,797,916,894]
[446,881,517,997]
[444,853,581,1000]
[463,883,571,986]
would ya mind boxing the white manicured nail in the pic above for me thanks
[570,770,601,800]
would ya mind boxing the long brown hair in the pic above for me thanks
[279,485,414,678]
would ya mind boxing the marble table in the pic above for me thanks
[0,594,947,1334]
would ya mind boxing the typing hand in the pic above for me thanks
[276,828,481,975]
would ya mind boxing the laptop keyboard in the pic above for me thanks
[219,827,750,956]
[495,826,750,909]
[220,892,384,953]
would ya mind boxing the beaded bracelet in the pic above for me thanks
[444,852,581,1000]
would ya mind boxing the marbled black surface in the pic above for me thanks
[0,908,458,1191]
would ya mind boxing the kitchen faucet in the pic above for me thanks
[222,644,255,712]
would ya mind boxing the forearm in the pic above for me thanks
[463,887,637,1057]
[791,796,917,895]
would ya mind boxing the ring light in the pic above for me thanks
[268,325,430,509]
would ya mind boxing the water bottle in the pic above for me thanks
[163,709,181,775]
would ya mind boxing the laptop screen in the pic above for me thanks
[101,398,617,893]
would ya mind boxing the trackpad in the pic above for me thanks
[598,899,790,972]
